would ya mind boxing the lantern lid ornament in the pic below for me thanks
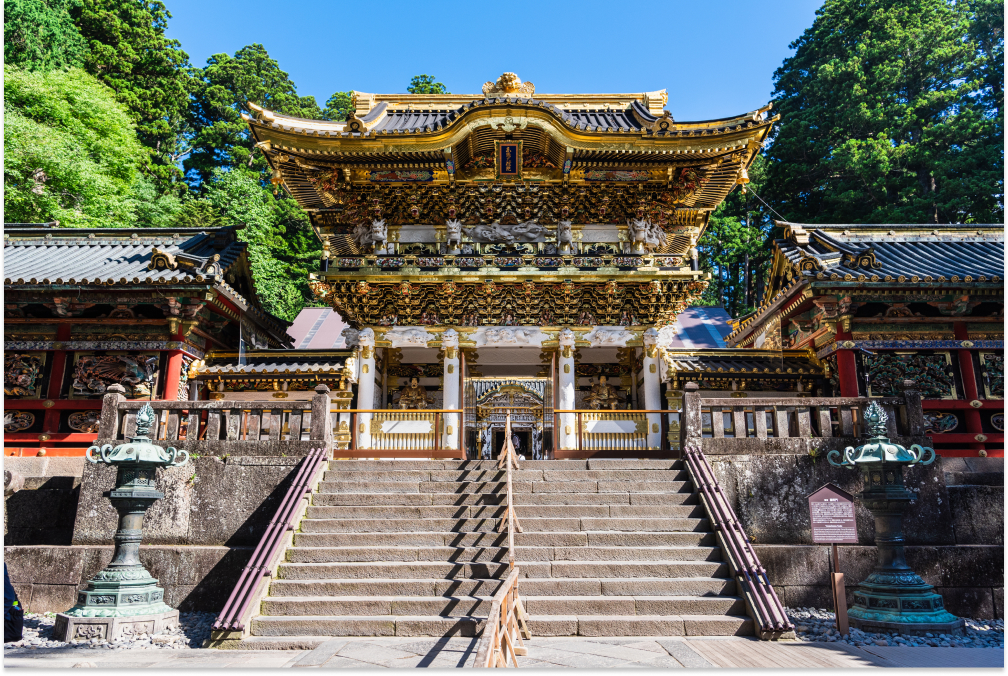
[86,403,189,468]
[828,402,934,469]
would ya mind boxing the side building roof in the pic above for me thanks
[3,224,293,348]
[727,222,1004,347]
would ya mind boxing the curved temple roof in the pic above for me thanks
[726,222,1005,347]
[244,72,778,256]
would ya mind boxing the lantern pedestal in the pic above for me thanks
[53,401,188,642]
[829,399,963,637]
[847,463,964,636]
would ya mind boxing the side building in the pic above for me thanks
[3,225,293,456]
[727,222,1004,458]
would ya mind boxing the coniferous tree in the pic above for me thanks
[407,74,448,94]
[73,0,193,192]
[4,0,87,71]
[763,0,1003,224]
[185,43,322,185]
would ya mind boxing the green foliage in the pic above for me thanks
[764,0,1003,224]
[199,168,321,321]
[185,43,322,185]
[3,65,147,227]
[694,157,778,318]
[74,0,193,191]
[4,0,86,71]
[323,91,353,121]
[407,74,448,94]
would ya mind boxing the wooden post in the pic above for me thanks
[831,543,849,635]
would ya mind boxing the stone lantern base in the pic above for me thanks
[52,566,178,642]
[847,571,965,637]
[53,610,179,642]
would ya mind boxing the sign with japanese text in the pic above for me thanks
[494,140,522,180]
[807,483,858,544]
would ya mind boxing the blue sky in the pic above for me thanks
[165,0,822,121]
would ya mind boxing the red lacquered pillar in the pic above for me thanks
[954,322,985,454]
[162,324,186,401]
[835,329,860,397]
[43,323,72,432]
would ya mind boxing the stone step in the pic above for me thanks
[261,595,495,617]
[325,459,683,471]
[292,530,715,548]
[276,561,511,580]
[298,518,502,533]
[522,561,730,579]
[286,546,509,564]
[526,614,753,637]
[267,576,735,599]
[316,480,693,495]
[277,559,728,581]
[520,577,737,597]
[269,578,503,598]
[285,545,722,564]
[310,491,697,508]
[522,595,746,616]
[297,517,710,533]
[250,615,486,638]
[304,504,704,520]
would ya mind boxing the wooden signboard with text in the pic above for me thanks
[807,484,857,634]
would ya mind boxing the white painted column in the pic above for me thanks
[441,329,460,451]
[356,328,376,449]
[558,328,577,450]
[643,327,662,449]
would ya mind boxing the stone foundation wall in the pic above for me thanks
[756,544,1003,619]
[4,452,1002,619]
[4,545,250,614]
[71,456,302,546]
[711,454,1004,618]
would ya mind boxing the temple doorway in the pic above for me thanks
[463,377,553,460]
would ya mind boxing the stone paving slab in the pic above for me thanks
[3,637,1004,668]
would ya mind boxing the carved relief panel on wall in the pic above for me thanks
[863,351,957,400]
[980,352,1003,399]
[70,353,159,399]
[4,353,46,398]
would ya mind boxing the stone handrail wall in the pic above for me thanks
[95,385,334,457]
[681,384,928,455]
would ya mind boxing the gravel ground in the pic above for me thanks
[787,607,1005,649]
[2,612,216,651]
[4,609,1004,652]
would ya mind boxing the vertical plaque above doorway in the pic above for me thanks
[495,140,522,181]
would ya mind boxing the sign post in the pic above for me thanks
[807,483,858,635]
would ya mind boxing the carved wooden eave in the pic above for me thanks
[244,85,777,257]
[726,223,1005,348]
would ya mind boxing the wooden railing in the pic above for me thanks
[94,384,334,455]
[206,448,328,646]
[551,409,672,459]
[683,386,928,455]
[683,444,794,639]
[329,408,464,459]
[474,413,531,667]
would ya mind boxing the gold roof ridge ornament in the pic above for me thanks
[483,72,535,98]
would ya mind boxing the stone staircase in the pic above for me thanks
[244,459,752,647]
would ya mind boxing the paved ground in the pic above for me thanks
[4,636,1003,668]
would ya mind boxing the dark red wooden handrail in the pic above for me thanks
[683,444,793,635]
[212,448,327,632]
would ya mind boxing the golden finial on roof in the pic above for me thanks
[482,72,535,97]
